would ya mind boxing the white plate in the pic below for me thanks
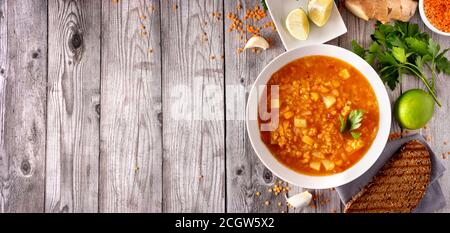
[246,45,391,189]
[266,0,347,51]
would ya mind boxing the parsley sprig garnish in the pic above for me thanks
[352,21,450,107]
[340,109,364,139]
[261,0,268,11]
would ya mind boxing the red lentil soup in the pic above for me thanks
[259,55,379,176]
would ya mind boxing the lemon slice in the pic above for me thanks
[285,8,310,40]
[308,0,333,27]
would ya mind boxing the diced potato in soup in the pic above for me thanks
[339,68,350,79]
[323,96,336,108]
[321,160,335,171]
[294,117,307,128]
[259,56,379,176]
[309,161,321,171]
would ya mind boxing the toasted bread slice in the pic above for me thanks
[344,140,431,213]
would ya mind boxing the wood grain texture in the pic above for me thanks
[0,0,47,213]
[224,0,287,213]
[0,0,8,213]
[161,0,225,212]
[0,0,448,213]
[99,0,162,212]
[45,0,101,213]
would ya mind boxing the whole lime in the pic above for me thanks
[394,89,435,130]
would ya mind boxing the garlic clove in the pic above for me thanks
[244,35,270,50]
[286,191,312,209]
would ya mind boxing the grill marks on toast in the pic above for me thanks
[344,140,431,213]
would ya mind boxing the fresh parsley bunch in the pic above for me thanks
[352,21,450,107]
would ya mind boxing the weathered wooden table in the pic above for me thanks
[0,0,448,213]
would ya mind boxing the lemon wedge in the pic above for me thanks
[244,35,270,50]
[285,8,310,40]
[308,0,333,27]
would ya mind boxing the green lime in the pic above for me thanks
[394,89,435,130]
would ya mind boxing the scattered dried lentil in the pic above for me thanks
[389,132,401,140]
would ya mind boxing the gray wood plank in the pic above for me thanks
[0,0,47,213]
[45,0,101,213]
[225,0,287,213]
[430,36,450,212]
[0,0,8,213]
[99,0,162,212]
[161,0,225,212]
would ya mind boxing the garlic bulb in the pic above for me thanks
[286,191,313,209]
[244,35,270,50]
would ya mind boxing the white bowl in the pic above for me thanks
[418,0,450,36]
[246,44,391,189]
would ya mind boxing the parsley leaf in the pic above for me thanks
[389,35,407,49]
[339,110,364,137]
[261,0,268,11]
[339,115,347,133]
[377,50,398,66]
[380,66,401,90]
[406,23,420,37]
[348,109,364,131]
[365,42,380,65]
[392,47,407,63]
[435,49,450,75]
[351,132,362,139]
[352,40,365,58]
[405,37,429,56]
[428,38,440,57]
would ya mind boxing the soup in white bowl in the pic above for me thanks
[246,44,391,189]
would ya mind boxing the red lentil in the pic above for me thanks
[424,0,450,32]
